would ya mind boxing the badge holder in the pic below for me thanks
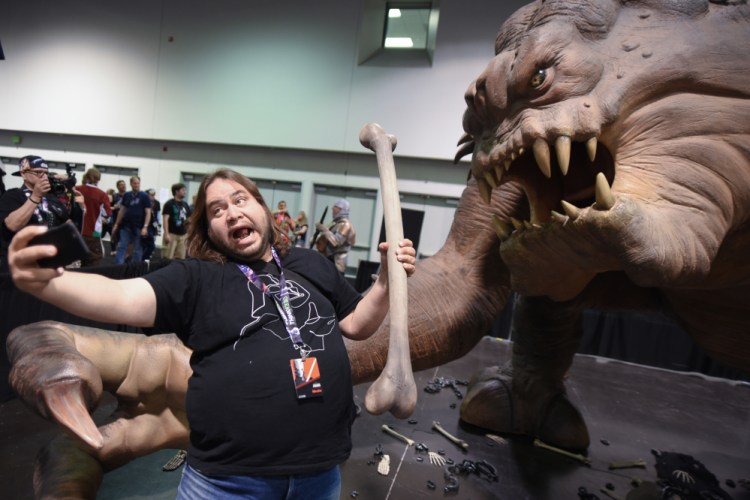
[290,357,324,399]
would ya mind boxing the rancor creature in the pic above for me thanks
[7,0,750,497]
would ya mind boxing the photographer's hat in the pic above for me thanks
[13,155,49,177]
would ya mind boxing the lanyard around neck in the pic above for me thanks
[236,247,309,358]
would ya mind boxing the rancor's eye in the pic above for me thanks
[530,69,547,89]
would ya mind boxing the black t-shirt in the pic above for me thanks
[163,198,191,236]
[0,187,73,273]
[120,190,151,228]
[143,247,362,476]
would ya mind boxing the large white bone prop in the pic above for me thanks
[359,122,417,418]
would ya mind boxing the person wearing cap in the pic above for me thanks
[315,198,356,274]
[0,155,84,273]
[77,168,112,267]
[111,175,151,264]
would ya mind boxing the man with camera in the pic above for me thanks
[0,155,84,273]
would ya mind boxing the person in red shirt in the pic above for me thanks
[77,168,112,267]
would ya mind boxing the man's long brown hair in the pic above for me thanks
[186,169,291,263]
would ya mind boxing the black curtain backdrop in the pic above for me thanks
[378,208,425,255]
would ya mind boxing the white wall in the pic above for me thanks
[0,0,524,159]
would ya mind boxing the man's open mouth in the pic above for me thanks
[232,227,253,241]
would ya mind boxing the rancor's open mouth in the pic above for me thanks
[455,132,616,235]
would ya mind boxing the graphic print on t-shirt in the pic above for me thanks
[234,272,336,354]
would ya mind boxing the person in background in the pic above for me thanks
[8,168,417,500]
[77,168,112,267]
[273,200,296,244]
[162,182,192,259]
[142,188,161,261]
[109,180,127,256]
[293,210,308,248]
[315,199,356,274]
[101,188,116,241]
[0,155,84,273]
[112,175,151,264]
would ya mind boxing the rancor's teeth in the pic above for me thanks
[491,215,511,240]
[503,159,511,171]
[494,165,504,183]
[561,200,580,220]
[510,217,524,231]
[484,171,497,189]
[454,141,475,164]
[594,172,615,210]
[555,136,571,176]
[533,138,552,178]
[523,220,533,230]
[457,132,473,146]
[550,210,567,224]
[586,137,598,162]
[477,177,492,204]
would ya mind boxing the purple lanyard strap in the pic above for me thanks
[236,247,309,358]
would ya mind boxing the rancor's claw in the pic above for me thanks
[43,380,104,450]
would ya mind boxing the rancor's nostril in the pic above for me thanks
[465,78,489,124]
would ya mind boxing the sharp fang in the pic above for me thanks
[518,147,524,155]
[511,152,517,161]
[454,141,475,164]
[555,136,571,176]
[494,165,504,183]
[594,172,615,210]
[510,217,524,231]
[484,171,497,189]
[561,200,580,220]
[491,215,511,240]
[523,220,533,230]
[504,159,511,171]
[533,138,552,178]
[586,137,598,162]
[457,132,473,146]
[477,178,492,204]
[550,210,567,224]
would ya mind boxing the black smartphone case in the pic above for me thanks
[28,224,91,268]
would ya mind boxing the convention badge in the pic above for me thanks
[290,357,324,399]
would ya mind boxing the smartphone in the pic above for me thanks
[28,223,91,268]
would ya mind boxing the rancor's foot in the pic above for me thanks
[459,366,590,451]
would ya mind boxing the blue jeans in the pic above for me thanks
[115,225,143,264]
[176,463,341,500]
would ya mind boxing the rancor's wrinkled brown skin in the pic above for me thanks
[8,0,750,496]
